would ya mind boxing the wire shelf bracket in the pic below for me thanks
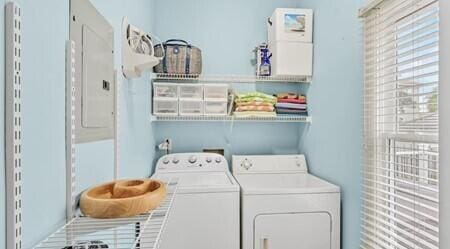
[5,2,23,249]
[65,40,77,221]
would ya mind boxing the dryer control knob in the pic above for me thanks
[206,157,212,163]
[215,157,222,163]
[172,157,179,164]
[188,156,197,164]
[241,159,252,170]
[162,157,170,164]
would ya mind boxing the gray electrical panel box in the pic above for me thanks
[70,0,115,143]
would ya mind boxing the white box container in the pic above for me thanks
[268,8,313,44]
[179,84,203,100]
[153,98,179,116]
[153,83,178,99]
[204,84,229,100]
[204,100,228,116]
[179,99,204,116]
[270,42,313,77]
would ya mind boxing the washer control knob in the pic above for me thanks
[206,157,212,163]
[215,157,222,163]
[172,157,179,164]
[241,159,252,170]
[188,155,197,164]
[162,157,170,165]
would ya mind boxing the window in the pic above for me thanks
[362,0,439,248]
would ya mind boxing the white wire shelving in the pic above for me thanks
[153,73,311,84]
[151,115,311,123]
[34,179,178,249]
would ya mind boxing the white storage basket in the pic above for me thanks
[179,84,203,99]
[153,83,178,99]
[204,100,228,116]
[179,99,204,116]
[153,98,179,116]
[204,84,229,101]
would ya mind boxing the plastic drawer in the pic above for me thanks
[179,100,204,116]
[204,100,228,116]
[179,84,203,99]
[153,83,179,99]
[204,84,229,100]
[153,98,179,116]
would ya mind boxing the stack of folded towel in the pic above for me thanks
[275,93,308,115]
[234,92,277,118]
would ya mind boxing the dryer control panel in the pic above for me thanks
[232,154,308,174]
[155,153,229,172]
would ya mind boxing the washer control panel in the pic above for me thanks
[155,153,229,172]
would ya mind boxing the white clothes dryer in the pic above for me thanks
[232,155,341,249]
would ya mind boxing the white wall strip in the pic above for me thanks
[439,0,450,248]
[65,41,76,220]
[114,72,120,180]
[5,2,22,249]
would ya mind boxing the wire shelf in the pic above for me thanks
[34,179,178,249]
[153,73,311,84]
[151,115,311,123]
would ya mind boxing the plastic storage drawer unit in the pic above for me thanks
[153,98,179,116]
[153,83,179,99]
[179,100,204,116]
[179,84,203,100]
[204,101,228,116]
[204,84,229,100]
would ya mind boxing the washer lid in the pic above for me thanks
[153,172,239,193]
[234,173,340,195]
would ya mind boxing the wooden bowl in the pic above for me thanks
[80,179,166,219]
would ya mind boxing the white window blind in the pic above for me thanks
[362,0,439,248]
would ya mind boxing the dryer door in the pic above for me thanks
[254,212,331,249]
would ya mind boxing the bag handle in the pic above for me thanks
[164,39,190,46]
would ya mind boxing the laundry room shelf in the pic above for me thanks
[151,115,312,123]
[153,73,311,84]
[34,179,179,249]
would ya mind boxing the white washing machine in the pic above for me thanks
[152,153,240,249]
[232,155,340,249]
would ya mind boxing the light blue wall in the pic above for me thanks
[153,0,363,249]
[297,0,364,249]
[152,0,307,162]
[0,1,5,248]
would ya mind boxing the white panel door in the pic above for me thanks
[254,212,331,249]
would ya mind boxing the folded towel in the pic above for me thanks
[235,101,274,107]
[276,92,299,99]
[275,103,307,110]
[235,105,275,112]
[236,92,277,105]
[234,111,277,118]
[277,98,306,104]
[276,108,308,115]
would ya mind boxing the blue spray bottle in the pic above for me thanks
[259,47,272,76]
